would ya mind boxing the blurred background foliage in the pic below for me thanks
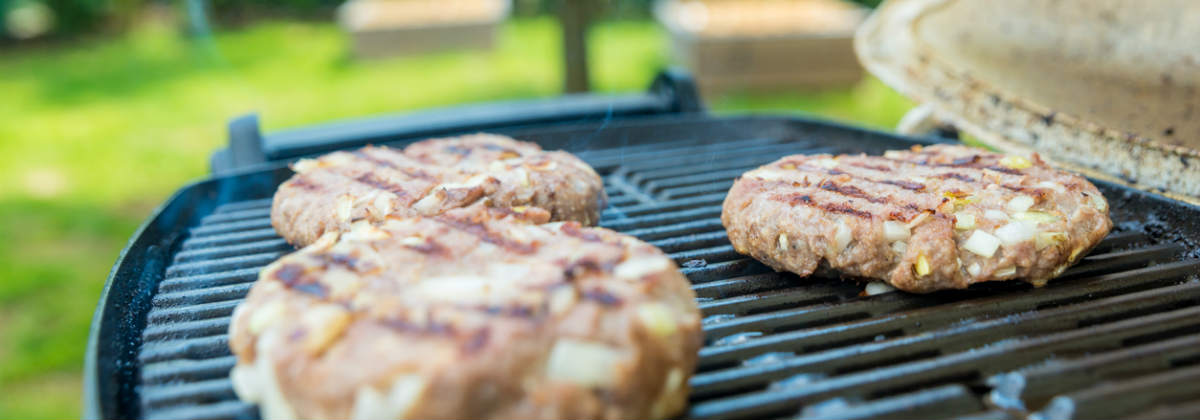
[0,0,910,418]
[0,0,884,40]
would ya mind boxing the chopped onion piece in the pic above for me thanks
[999,155,1032,169]
[995,221,1037,245]
[891,241,908,255]
[954,213,976,230]
[778,233,789,251]
[1007,195,1035,213]
[1014,211,1060,224]
[1036,232,1067,250]
[914,254,931,277]
[1089,193,1109,212]
[964,231,1001,257]
[814,158,839,169]
[1035,181,1065,192]
[906,211,931,229]
[984,210,1010,221]
[637,303,678,337]
[967,262,982,276]
[546,339,623,386]
[1069,246,1086,261]
[865,281,896,295]
[834,220,852,252]
[995,266,1018,278]
[883,221,911,242]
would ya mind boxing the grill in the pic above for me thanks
[86,72,1200,420]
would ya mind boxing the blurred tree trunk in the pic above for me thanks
[559,0,598,93]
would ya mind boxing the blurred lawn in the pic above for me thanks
[0,16,911,418]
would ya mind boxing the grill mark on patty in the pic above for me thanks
[938,172,976,182]
[320,253,363,272]
[355,173,411,196]
[483,305,537,317]
[952,155,980,165]
[439,218,537,254]
[880,154,1024,179]
[563,257,618,281]
[403,238,447,256]
[461,328,491,353]
[846,161,892,172]
[287,177,322,191]
[560,222,605,242]
[274,263,329,298]
[782,161,962,221]
[819,180,886,204]
[582,289,623,306]
[800,165,937,215]
[381,317,457,336]
[985,165,1023,175]
[881,179,926,190]
[352,149,399,169]
[777,193,873,219]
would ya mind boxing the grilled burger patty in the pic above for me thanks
[229,204,702,419]
[271,134,607,246]
[722,145,1112,293]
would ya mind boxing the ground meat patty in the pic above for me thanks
[271,134,607,246]
[229,204,702,419]
[722,144,1112,293]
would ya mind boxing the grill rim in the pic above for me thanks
[85,113,1200,420]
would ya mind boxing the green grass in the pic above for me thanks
[0,16,911,418]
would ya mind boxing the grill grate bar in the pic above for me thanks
[143,401,258,420]
[628,150,829,184]
[200,207,273,225]
[575,137,781,162]
[683,259,768,283]
[153,283,255,308]
[795,384,985,420]
[139,335,230,364]
[606,142,825,175]
[669,245,741,266]
[1127,401,1200,420]
[189,218,274,237]
[147,300,239,324]
[1031,364,1200,420]
[180,228,282,251]
[579,138,787,168]
[158,268,260,294]
[661,180,736,200]
[212,198,273,213]
[164,252,287,278]
[602,192,727,219]
[987,334,1200,413]
[652,231,730,254]
[689,302,1200,419]
[602,205,723,231]
[142,355,238,384]
[174,238,291,264]
[143,316,233,342]
[624,219,724,242]
[141,378,236,409]
[696,259,1200,369]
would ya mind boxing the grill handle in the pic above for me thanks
[212,69,703,174]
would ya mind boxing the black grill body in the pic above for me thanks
[87,106,1200,418]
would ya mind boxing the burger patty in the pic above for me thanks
[722,144,1112,293]
[229,204,702,419]
[271,134,607,246]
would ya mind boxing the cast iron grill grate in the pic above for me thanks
[135,131,1200,420]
